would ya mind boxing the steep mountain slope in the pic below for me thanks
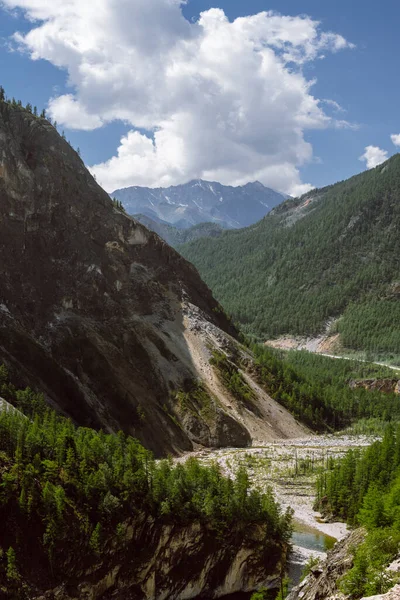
[180,157,400,359]
[112,179,287,229]
[0,385,291,599]
[133,213,224,247]
[0,99,307,456]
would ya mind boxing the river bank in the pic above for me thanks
[176,434,374,540]
[176,434,378,588]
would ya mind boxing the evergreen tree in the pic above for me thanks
[6,548,19,581]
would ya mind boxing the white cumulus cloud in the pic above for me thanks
[48,95,103,130]
[2,0,355,194]
[391,134,400,147]
[359,145,388,169]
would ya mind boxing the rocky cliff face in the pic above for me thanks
[287,529,366,600]
[29,516,283,600]
[0,102,237,456]
[0,102,307,455]
[288,528,400,600]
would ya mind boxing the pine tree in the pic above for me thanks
[89,523,102,556]
[6,547,19,581]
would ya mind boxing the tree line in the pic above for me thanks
[0,365,292,596]
[180,156,400,361]
[252,346,400,432]
[316,426,400,598]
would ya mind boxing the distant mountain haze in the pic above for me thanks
[133,214,225,248]
[112,179,288,229]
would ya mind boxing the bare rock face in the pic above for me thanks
[0,102,310,456]
[349,379,400,395]
[287,528,366,600]
[0,102,244,456]
[32,516,284,600]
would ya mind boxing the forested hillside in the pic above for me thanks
[180,157,400,360]
[133,214,224,248]
[316,427,400,598]
[0,365,291,598]
[252,347,400,432]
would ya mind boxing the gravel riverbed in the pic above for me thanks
[176,434,379,582]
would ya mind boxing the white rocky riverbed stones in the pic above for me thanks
[175,434,380,582]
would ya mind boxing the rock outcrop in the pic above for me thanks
[30,516,284,600]
[0,101,308,455]
[361,585,400,600]
[287,528,366,600]
[349,379,400,395]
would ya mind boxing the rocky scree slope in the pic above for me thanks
[112,179,287,229]
[0,102,305,455]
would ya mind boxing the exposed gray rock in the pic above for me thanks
[33,515,284,599]
[0,102,246,456]
[361,585,400,600]
[287,528,366,600]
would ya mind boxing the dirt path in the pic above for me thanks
[265,333,400,373]
[318,352,400,373]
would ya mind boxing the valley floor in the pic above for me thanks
[265,334,400,372]
[176,434,379,583]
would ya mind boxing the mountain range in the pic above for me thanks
[112,179,288,229]
[1,94,400,600]
[0,97,307,458]
[180,156,400,363]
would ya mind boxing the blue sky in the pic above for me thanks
[0,0,399,194]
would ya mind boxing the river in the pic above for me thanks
[288,520,336,588]
[181,436,364,599]
[292,521,336,553]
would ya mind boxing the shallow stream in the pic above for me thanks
[201,522,336,599]
[287,520,336,589]
[292,520,336,552]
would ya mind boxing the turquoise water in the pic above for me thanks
[292,521,336,552]
[199,523,336,599]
